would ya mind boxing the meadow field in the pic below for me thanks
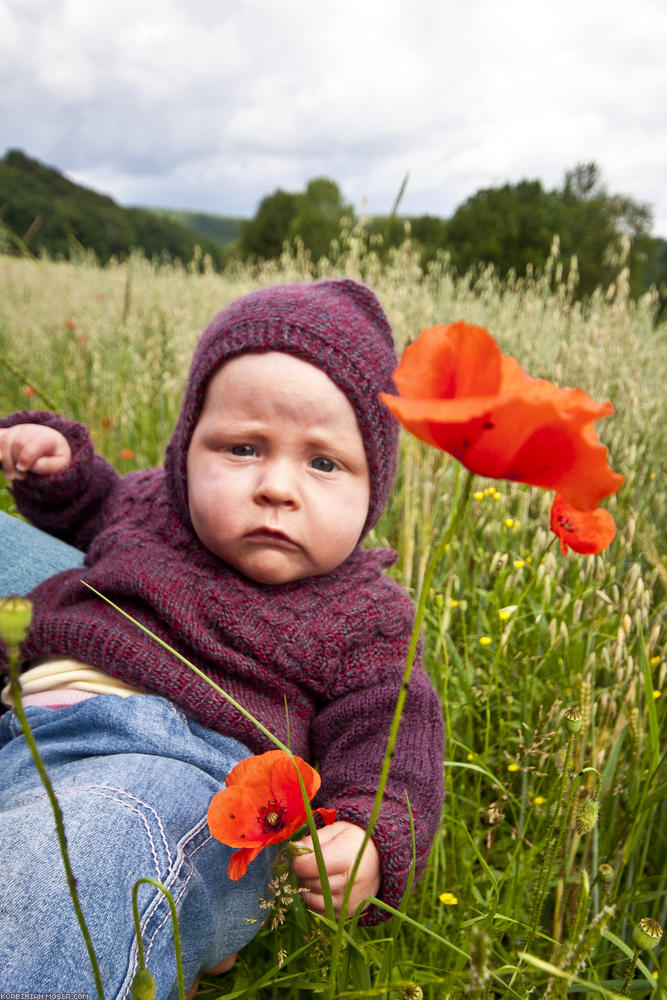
[0,232,665,999]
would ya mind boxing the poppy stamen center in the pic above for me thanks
[259,799,287,833]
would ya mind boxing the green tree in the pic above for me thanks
[0,149,223,266]
[238,188,298,259]
[446,179,556,279]
[287,177,353,261]
[409,215,449,265]
[444,163,654,299]
[555,162,653,296]
[238,177,353,263]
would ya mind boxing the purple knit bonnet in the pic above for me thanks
[165,279,399,538]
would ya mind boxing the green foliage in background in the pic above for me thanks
[3,150,666,317]
[238,178,353,263]
[444,163,656,300]
[0,149,225,268]
[146,209,244,249]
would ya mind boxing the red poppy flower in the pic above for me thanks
[550,494,617,555]
[21,385,36,397]
[380,323,623,511]
[207,750,336,880]
[118,448,135,460]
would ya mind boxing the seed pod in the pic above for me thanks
[131,967,156,1000]
[563,707,583,734]
[598,863,614,883]
[575,799,599,835]
[0,595,33,649]
[632,917,663,951]
[402,987,423,1000]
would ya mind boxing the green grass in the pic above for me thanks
[1,231,665,998]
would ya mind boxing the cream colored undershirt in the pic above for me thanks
[1,658,144,708]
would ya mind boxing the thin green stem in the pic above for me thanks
[7,645,105,1000]
[0,352,58,411]
[522,733,576,963]
[620,947,640,995]
[328,469,475,988]
[132,878,186,1000]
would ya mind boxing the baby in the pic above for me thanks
[0,279,443,999]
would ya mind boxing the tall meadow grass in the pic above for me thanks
[1,231,665,998]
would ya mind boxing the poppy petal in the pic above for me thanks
[268,753,320,815]
[393,323,503,400]
[550,495,617,554]
[224,749,284,791]
[381,322,623,509]
[207,786,265,846]
[227,845,263,881]
[315,807,337,825]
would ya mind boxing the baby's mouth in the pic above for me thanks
[245,528,299,549]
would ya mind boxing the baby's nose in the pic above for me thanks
[253,460,299,506]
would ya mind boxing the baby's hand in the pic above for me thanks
[292,820,380,917]
[0,424,72,480]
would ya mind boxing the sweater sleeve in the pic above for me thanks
[0,410,120,550]
[309,600,444,925]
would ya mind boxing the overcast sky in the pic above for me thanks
[2,0,666,236]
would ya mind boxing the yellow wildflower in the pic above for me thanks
[498,605,517,621]
[439,891,458,905]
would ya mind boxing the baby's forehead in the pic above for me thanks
[201,351,361,428]
[207,350,341,398]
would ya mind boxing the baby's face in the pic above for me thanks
[186,352,370,585]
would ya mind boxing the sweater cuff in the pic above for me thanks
[2,411,94,504]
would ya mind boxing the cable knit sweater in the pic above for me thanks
[0,409,444,923]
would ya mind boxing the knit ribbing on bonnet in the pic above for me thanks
[165,279,399,537]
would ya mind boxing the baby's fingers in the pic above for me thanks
[299,874,348,917]
[0,425,71,479]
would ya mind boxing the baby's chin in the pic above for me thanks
[228,552,316,587]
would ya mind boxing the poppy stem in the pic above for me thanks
[132,878,186,1000]
[7,644,106,1000]
[329,468,476,986]
[0,351,58,411]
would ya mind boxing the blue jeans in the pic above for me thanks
[0,513,274,998]
[0,509,86,593]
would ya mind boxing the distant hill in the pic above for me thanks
[144,208,244,248]
[0,149,225,267]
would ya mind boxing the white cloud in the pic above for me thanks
[1,0,666,234]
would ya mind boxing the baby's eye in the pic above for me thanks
[229,444,257,457]
[310,456,337,473]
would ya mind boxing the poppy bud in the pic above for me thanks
[0,595,33,649]
[575,799,599,835]
[131,967,156,1000]
[598,863,614,884]
[632,917,663,952]
[563,707,583,734]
